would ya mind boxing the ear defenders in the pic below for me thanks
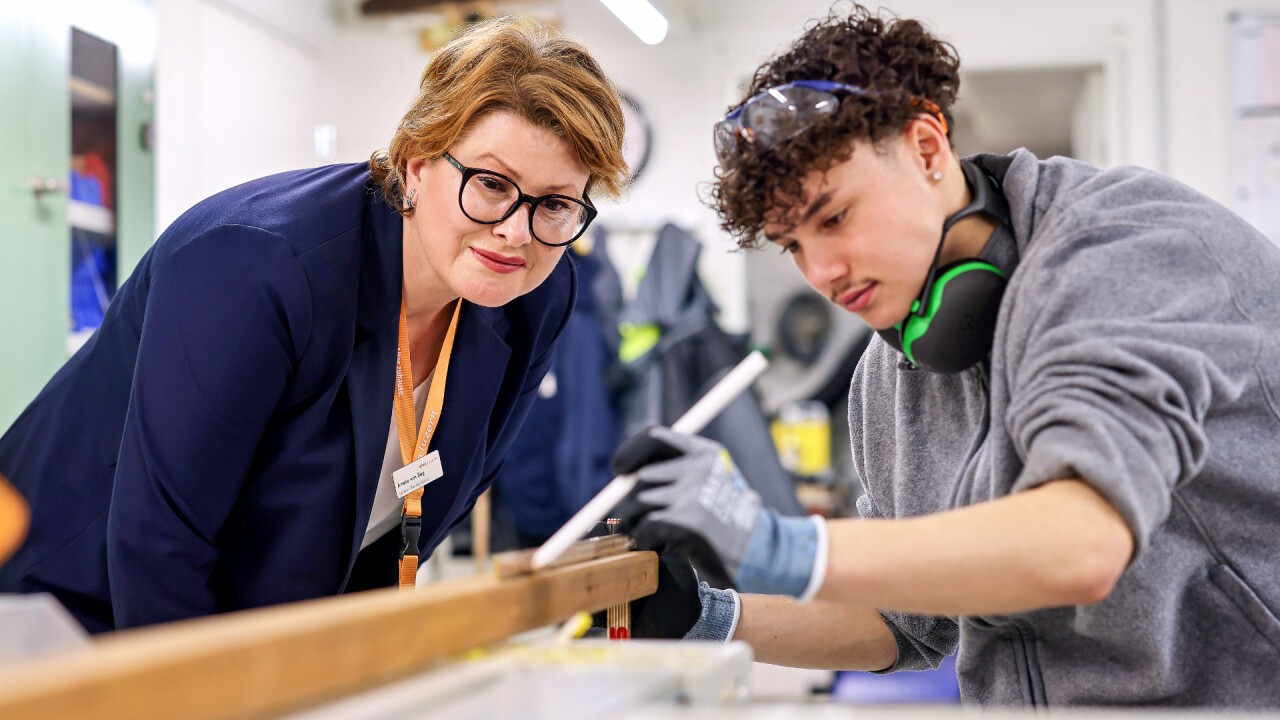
[877,160,1011,374]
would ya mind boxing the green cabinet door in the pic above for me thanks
[0,2,154,429]
[0,8,71,430]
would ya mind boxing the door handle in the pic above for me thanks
[30,176,68,196]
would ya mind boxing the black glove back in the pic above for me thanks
[591,548,702,639]
[608,425,744,590]
[611,424,686,475]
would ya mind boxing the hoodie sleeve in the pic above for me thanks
[852,491,960,672]
[1002,214,1251,559]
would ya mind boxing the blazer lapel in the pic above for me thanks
[345,323,397,565]
[343,196,402,573]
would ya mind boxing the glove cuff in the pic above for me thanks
[683,582,741,642]
[797,515,828,603]
[735,511,820,598]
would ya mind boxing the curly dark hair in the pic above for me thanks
[709,3,961,247]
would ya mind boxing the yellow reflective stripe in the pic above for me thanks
[618,322,661,363]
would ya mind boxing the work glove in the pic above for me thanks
[592,548,703,639]
[611,426,826,599]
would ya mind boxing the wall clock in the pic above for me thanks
[618,90,652,185]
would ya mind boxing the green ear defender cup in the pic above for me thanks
[877,160,1012,373]
[888,260,1007,372]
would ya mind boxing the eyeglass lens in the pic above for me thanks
[461,172,590,246]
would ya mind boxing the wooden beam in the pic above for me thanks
[0,551,656,720]
[493,533,630,579]
[472,488,491,573]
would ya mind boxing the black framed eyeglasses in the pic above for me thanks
[443,152,597,247]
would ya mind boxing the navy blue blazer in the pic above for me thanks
[0,163,575,632]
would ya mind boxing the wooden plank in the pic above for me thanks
[492,533,631,579]
[472,488,491,573]
[0,551,656,720]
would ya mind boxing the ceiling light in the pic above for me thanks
[599,0,668,45]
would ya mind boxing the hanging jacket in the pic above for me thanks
[493,241,622,541]
[615,223,803,519]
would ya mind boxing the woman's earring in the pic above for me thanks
[930,171,944,182]
[404,188,418,210]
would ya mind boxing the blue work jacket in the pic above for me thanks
[0,162,575,631]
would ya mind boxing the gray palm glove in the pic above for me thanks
[612,426,823,598]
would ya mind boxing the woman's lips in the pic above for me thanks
[838,283,876,313]
[470,247,526,274]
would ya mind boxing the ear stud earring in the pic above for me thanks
[405,188,418,209]
[930,171,944,182]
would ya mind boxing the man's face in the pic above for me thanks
[762,135,948,331]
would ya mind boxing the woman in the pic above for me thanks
[615,5,1280,707]
[0,17,627,633]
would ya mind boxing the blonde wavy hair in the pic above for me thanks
[370,16,628,216]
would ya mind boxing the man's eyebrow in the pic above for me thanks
[763,190,835,242]
[800,191,834,225]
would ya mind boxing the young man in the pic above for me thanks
[614,5,1280,707]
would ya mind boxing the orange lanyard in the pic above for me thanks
[395,296,462,589]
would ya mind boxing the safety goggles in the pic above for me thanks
[712,80,948,167]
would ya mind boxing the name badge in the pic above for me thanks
[394,450,444,498]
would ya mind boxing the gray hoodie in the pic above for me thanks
[851,149,1280,707]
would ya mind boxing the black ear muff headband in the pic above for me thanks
[877,160,1012,373]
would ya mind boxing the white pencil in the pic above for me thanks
[529,350,770,571]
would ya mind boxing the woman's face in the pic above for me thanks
[403,111,590,308]
[762,132,951,331]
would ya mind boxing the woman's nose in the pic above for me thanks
[493,201,535,247]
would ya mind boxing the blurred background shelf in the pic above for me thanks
[67,200,115,236]
[69,75,112,107]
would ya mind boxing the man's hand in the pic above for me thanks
[593,548,704,639]
[612,426,826,599]
[612,426,762,583]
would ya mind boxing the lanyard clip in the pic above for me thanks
[399,512,423,560]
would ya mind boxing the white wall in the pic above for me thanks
[155,0,337,231]
[1165,0,1280,211]
[324,14,424,168]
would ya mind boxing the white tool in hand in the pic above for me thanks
[530,350,770,570]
